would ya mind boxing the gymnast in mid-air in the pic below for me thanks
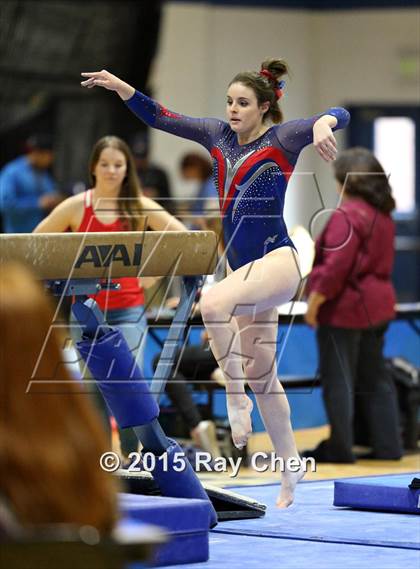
[81,59,349,507]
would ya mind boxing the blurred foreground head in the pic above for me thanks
[0,262,117,533]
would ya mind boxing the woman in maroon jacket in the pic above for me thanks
[304,147,402,462]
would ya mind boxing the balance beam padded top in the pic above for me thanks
[0,231,217,278]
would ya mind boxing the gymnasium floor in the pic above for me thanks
[196,426,420,487]
[166,477,419,569]
[168,427,420,569]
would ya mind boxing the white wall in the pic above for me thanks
[312,8,420,210]
[147,3,419,231]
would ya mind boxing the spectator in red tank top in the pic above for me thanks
[302,147,403,463]
[34,135,188,459]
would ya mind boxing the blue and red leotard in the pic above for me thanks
[125,91,350,270]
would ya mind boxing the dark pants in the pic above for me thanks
[317,323,403,460]
[154,344,218,431]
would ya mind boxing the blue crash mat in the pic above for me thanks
[119,493,210,566]
[213,477,420,550]
[334,473,420,514]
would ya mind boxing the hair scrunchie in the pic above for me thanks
[259,70,285,100]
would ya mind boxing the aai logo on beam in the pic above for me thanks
[75,243,143,268]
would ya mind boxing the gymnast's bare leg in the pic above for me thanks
[200,246,304,507]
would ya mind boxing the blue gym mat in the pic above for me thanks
[334,473,420,514]
[163,533,420,569]
[128,475,420,568]
[213,475,420,550]
[119,493,210,566]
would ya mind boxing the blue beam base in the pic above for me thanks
[71,296,217,527]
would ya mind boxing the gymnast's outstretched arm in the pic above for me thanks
[81,70,225,151]
[275,107,350,163]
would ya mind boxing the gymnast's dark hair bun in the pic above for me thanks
[260,58,289,83]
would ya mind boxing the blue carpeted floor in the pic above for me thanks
[217,476,419,549]
[165,533,420,569]
[164,474,420,568]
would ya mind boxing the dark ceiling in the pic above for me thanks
[170,0,420,9]
[0,1,161,130]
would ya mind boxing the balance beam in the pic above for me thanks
[0,231,217,279]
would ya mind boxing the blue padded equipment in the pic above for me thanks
[72,297,112,338]
[75,305,218,527]
[119,493,211,566]
[334,474,420,514]
[152,439,217,524]
[77,328,159,428]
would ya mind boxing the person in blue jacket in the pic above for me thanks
[0,134,62,233]
[81,60,350,507]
